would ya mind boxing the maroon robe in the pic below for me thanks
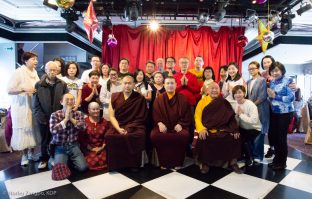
[151,93,191,167]
[196,96,241,164]
[105,91,147,170]
[81,117,108,170]
[81,84,102,114]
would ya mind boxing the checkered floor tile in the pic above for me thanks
[1,144,312,199]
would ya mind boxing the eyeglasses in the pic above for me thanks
[248,68,258,71]
[110,73,118,76]
[166,61,175,63]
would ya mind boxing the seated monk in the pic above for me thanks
[151,77,191,169]
[194,82,242,174]
[105,75,147,171]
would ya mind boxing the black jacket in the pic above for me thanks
[32,75,68,124]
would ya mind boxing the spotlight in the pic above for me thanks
[245,9,258,23]
[60,8,79,33]
[43,0,58,10]
[198,12,209,24]
[65,20,75,33]
[280,14,292,35]
[215,8,226,21]
[149,20,159,31]
[123,2,139,21]
[214,1,229,22]
[296,2,312,16]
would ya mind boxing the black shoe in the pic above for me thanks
[231,164,244,174]
[268,162,275,168]
[245,159,254,167]
[265,148,275,158]
[130,167,139,172]
[272,164,286,171]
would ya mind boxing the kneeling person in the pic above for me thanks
[50,93,87,172]
[151,77,191,169]
[105,75,147,171]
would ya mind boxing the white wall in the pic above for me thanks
[0,41,16,109]
[44,43,87,63]
[243,44,311,100]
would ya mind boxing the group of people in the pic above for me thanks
[6,52,295,177]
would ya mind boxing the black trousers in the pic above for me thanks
[269,112,293,166]
[240,128,260,161]
[267,107,274,148]
[38,123,52,161]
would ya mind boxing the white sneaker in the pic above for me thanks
[21,155,29,166]
[38,161,47,169]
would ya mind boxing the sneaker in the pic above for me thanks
[265,148,275,158]
[21,155,29,166]
[38,161,47,169]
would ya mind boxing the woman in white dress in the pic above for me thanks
[60,61,82,111]
[7,52,40,166]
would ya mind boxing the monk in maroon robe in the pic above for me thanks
[194,82,242,174]
[151,77,191,169]
[105,75,147,171]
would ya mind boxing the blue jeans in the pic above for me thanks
[54,142,88,172]
[253,133,265,161]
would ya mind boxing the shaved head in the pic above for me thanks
[207,82,220,99]
[88,101,100,109]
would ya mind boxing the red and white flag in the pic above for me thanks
[83,0,98,43]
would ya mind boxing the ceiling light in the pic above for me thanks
[280,14,293,35]
[296,2,312,16]
[43,0,58,10]
[245,9,258,23]
[149,20,159,31]
[198,12,209,24]
[123,2,139,21]
[214,1,229,22]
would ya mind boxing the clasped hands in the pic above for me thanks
[158,122,182,133]
[267,88,276,98]
[198,129,240,140]
[64,106,77,125]
[180,75,188,86]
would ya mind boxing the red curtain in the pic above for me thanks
[102,25,245,81]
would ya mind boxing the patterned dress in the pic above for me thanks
[82,117,108,170]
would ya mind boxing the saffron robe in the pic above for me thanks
[105,91,147,170]
[195,96,241,164]
[151,93,191,167]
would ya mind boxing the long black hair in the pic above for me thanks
[134,69,149,90]
[225,62,241,82]
[106,68,118,92]
[202,66,215,81]
[261,55,275,70]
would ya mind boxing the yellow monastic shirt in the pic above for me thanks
[166,91,175,100]
[189,68,203,83]
[194,95,219,134]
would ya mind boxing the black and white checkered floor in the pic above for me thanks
[1,144,312,199]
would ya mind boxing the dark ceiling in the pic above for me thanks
[73,0,300,19]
